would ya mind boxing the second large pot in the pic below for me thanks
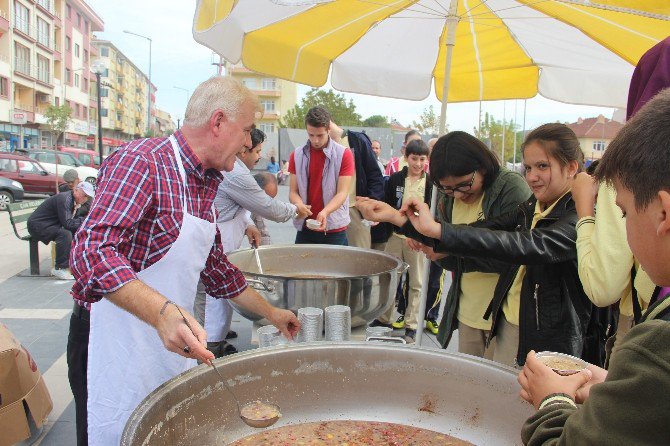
[226,244,407,327]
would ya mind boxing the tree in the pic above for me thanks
[44,104,72,148]
[411,105,439,135]
[361,114,390,127]
[280,88,361,128]
[474,112,523,163]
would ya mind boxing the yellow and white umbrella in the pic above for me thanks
[194,0,669,126]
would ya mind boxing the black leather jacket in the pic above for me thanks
[404,193,597,366]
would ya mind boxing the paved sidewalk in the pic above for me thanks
[0,185,453,445]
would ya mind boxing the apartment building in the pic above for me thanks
[154,107,175,136]
[91,39,151,153]
[0,0,102,151]
[225,61,297,134]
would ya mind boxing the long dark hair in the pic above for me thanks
[429,131,500,190]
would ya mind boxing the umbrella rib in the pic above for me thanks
[463,0,485,102]
[355,0,446,18]
[465,0,553,20]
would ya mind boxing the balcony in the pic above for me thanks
[252,89,281,97]
[14,57,32,78]
[229,65,251,74]
[13,17,35,42]
[36,34,57,53]
[14,58,53,86]
[0,10,9,34]
[36,0,57,18]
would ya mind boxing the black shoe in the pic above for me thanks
[404,328,417,344]
[222,340,238,356]
[207,341,225,359]
[369,319,393,328]
[225,330,238,340]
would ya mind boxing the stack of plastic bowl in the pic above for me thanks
[297,307,324,342]
[324,305,351,341]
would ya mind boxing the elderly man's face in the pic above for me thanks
[371,141,381,158]
[73,188,89,204]
[213,103,256,172]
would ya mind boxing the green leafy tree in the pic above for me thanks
[474,112,523,163]
[361,114,390,128]
[411,105,440,135]
[44,104,72,148]
[280,88,361,129]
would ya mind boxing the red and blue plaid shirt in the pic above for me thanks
[70,130,247,308]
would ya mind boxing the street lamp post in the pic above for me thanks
[173,86,189,131]
[123,30,152,135]
[91,60,106,159]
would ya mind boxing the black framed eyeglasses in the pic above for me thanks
[437,171,476,195]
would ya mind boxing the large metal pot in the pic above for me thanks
[122,344,532,445]
[226,244,407,327]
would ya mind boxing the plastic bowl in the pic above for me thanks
[306,219,321,230]
[535,351,587,376]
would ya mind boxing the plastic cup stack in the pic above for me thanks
[257,325,281,348]
[366,326,392,339]
[297,307,324,342]
[324,305,351,341]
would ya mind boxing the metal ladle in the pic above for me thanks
[174,304,280,428]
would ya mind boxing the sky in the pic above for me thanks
[87,0,620,133]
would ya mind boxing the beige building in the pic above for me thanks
[225,61,297,135]
[154,107,175,136]
[91,39,150,152]
[567,114,624,161]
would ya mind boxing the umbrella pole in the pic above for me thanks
[415,0,459,347]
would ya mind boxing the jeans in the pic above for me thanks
[295,228,348,246]
[67,305,90,446]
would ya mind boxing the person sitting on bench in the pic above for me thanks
[27,182,95,280]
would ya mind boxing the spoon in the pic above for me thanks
[172,303,280,428]
[252,241,264,274]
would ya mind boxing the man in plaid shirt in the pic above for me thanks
[67,76,300,446]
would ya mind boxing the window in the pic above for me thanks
[79,154,91,165]
[19,161,41,174]
[261,100,275,112]
[0,77,8,98]
[83,77,88,90]
[66,4,71,18]
[14,1,29,35]
[14,43,30,76]
[36,152,57,164]
[101,108,108,117]
[593,141,606,152]
[58,153,78,166]
[262,78,277,90]
[76,13,81,28]
[65,36,71,52]
[85,20,89,33]
[75,103,80,117]
[55,96,59,106]
[37,18,50,47]
[74,43,80,57]
[83,106,87,118]
[101,47,109,57]
[37,55,50,84]
[65,68,71,83]
[241,78,256,89]
[0,158,17,172]
[260,123,275,133]
[116,112,121,121]
[84,49,89,63]
[74,73,80,87]
[100,88,109,97]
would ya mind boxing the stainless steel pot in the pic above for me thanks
[226,244,408,327]
[122,344,533,445]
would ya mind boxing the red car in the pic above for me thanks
[0,152,63,195]
[58,147,102,168]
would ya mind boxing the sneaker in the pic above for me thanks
[222,340,238,356]
[225,330,238,340]
[391,315,405,329]
[51,268,74,280]
[425,319,439,335]
[404,328,417,344]
[369,319,393,329]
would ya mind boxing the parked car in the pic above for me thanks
[0,176,24,211]
[58,147,102,168]
[26,150,99,185]
[0,152,62,195]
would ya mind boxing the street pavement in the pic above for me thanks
[0,184,453,445]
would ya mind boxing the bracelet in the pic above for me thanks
[159,300,174,315]
[538,393,577,410]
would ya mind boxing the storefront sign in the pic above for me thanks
[12,112,27,125]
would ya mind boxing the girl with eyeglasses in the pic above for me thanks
[357,124,601,368]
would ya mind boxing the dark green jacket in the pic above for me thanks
[521,294,670,445]
[434,168,530,348]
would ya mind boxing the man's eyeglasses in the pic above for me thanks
[437,171,476,195]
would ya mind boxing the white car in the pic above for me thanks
[27,150,99,185]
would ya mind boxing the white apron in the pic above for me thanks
[204,208,250,342]
[86,136,217,445]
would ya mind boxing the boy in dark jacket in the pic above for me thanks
[374,139,432,343]
[518,88,670,445]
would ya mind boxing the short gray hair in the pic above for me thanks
[183,76,260,127]
[253,172,277,190]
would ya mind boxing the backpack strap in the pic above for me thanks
[631,266,643,325]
